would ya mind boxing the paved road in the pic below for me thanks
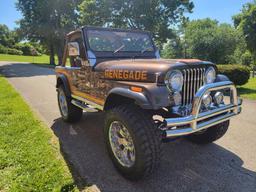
[1,61,256,192]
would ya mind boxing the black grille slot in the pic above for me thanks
[182,68,205,106]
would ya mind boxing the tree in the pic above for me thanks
[79,0,194,46]
[184,19,240,64]
[161,37,183,59]
[233,0,256,75]
[17,0,82,65]
[0,24,19,48]
[228,30,252,65]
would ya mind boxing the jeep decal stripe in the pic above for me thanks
[72,90,105,106]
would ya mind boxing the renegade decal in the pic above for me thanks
[104,70,148,81]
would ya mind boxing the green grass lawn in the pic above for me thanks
[0,76,78,191]
[238,77,256,100]
[0,54,52,65]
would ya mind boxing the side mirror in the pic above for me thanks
[68,42,80,56]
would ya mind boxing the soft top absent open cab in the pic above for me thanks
[55,26,242,180]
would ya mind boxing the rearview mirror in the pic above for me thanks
[68,42,80,56]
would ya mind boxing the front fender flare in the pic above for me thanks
[107,87,152,109]
[215,74,230,82]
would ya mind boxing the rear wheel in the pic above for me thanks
[57,85,82,123]
[104,104,162,180]
[187,120,230,144]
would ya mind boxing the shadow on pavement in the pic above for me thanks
[51,113,256,192]
[238,87,256,95]
[0,63,55,77]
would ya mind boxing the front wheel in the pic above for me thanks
[104,104,162,180]
[187,120,230,144]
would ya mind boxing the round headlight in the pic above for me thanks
[165,70,183,91]
[205,67,216,84]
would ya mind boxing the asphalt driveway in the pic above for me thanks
[1,61,256,192]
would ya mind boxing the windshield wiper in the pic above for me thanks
[113,44,125,54]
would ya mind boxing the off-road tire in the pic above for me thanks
[104,104,163,180]
[187,120,230,144]
[57,85,83,123]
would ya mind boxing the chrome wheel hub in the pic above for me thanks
[58,89,68,117]
[109,121,135,167]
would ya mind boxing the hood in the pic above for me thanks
[95,58,214,83]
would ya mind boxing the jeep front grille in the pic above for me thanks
[182,68,205,106]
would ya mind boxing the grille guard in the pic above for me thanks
[164,81,242,138]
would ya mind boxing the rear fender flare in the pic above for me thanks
[56,74,71,97]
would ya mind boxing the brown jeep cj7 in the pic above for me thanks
[55,26,242,180]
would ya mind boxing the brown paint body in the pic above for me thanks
[55,27,215,109]
[56,58,212,108]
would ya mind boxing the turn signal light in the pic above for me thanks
[130,86,143,93]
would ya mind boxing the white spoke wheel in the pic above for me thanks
[58,88,68,117]
[109,121,136,168]
[104,104,162,180]
[57,85,82,123]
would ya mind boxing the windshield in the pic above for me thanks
[87,29,154,53]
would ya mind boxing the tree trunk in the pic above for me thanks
[49,44,55,65]
[253,54,256,78]
[56,39,65,66]
[57,49,63,66]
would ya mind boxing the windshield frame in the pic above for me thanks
[82,26,157,63]
[84,27,156,54]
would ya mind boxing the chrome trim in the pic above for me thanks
[109,121,136,167]
[193,69,196,98]
[56,66,81,70]
[183,69,187,105]
[164,81,242,138]
[71,100,98,112]
[71,94,104,110]
[182,67,205,106]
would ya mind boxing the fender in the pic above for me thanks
[108,87,152,109]
[215,74,230,82]
[56,74,71,97]
[107,85,170,110]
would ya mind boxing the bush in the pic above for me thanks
[14,43,41,56]
[217,64,250,86]
[0,44,23,55]
[7,48,23,55]
[0,44,8,54]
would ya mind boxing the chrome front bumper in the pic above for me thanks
[164,81,242,138]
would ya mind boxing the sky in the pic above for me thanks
[0,0,254,30]
[0,0,21,29]
[188,0,254,24]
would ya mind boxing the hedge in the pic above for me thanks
[14,43,41,56]
[0,45,23,55]
[0,44,8,54]
[6,48,23,55]
[217,64,250,86]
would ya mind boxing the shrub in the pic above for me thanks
[0,44,8,54]
[217,64,250,86]
[14,43,41,56]
[7,48,23,55]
